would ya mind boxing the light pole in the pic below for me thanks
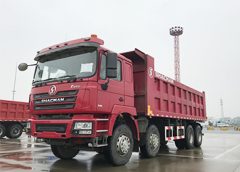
[12,64,17,100]
[220,98,224,118]
[170,26,183,82]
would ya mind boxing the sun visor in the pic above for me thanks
[35,42,99,62]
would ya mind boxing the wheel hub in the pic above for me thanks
[149,133,159,150]
[12,127,20,136]
[116,134,130,156]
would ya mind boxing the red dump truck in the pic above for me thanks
[0,100,29,138]
[19,35,207,165]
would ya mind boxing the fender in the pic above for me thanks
[107,105,139,140]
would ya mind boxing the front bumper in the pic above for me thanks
[30,117,109,139]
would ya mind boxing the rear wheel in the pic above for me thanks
[194,125,202,147]
[185,125,195,149]
[0,124,6,138]
[140,125,160,158]
[51,145,79,160]
[106,124,133,166]
[6,123,23,139]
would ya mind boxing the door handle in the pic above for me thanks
[119,97,124,102]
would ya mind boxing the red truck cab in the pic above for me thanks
[19,35,206,165]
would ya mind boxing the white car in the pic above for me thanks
[216,122,229,127]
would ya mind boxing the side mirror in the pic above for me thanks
[106,52,117,78]
[18,63,28,71]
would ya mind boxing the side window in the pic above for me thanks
[113,60,122,81]
[100,54,122,81]
[100,54,106,80]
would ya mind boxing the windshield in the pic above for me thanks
[33,48,97,84]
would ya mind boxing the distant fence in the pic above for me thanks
[206,126,240,131]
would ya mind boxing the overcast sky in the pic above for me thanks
[0,0,239,118]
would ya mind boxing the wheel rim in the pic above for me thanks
[149,133,159,150]
[116,134,130,156]
[11,127,20,136]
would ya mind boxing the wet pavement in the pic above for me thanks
[0,130,240,172]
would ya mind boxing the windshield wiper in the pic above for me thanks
[42,78,58,82]
[32,80,42,86]
[32,78,58,86]
[57,75,77,81]
[32,75,78,86]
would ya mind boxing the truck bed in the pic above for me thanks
[0,100,30,121]
[152,71,206,121]
[122,49,207,121]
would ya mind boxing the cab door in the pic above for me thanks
[97,53,124,113]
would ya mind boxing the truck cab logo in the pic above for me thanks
[41,97,65,103]
[148,67,154,78]
[49,85,57,95]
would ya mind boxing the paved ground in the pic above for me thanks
[0,130,240,172]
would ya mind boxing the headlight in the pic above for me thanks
[74,122,92,130]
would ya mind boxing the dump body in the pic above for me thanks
[152,72,206,120]
[0,100,29,121]
[122,49,206,121]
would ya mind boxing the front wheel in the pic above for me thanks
[106,124,133,166]
[140,125,160,158]
[51,145,79,160]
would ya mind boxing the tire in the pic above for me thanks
[140,125,160,158]
[175,139,185,149]
[185,125,195,149]
[51,145,79,160]
[194,125,202,147]
[106,124,133,166]
[6,123,23,139]
[0,123,6,138]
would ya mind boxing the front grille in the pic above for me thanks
[34,97,76,105]
[36,124,67,133]
[34,90,78,110]
[35,104,75,110]
[34,90,78,99]
[38,114,73,120]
